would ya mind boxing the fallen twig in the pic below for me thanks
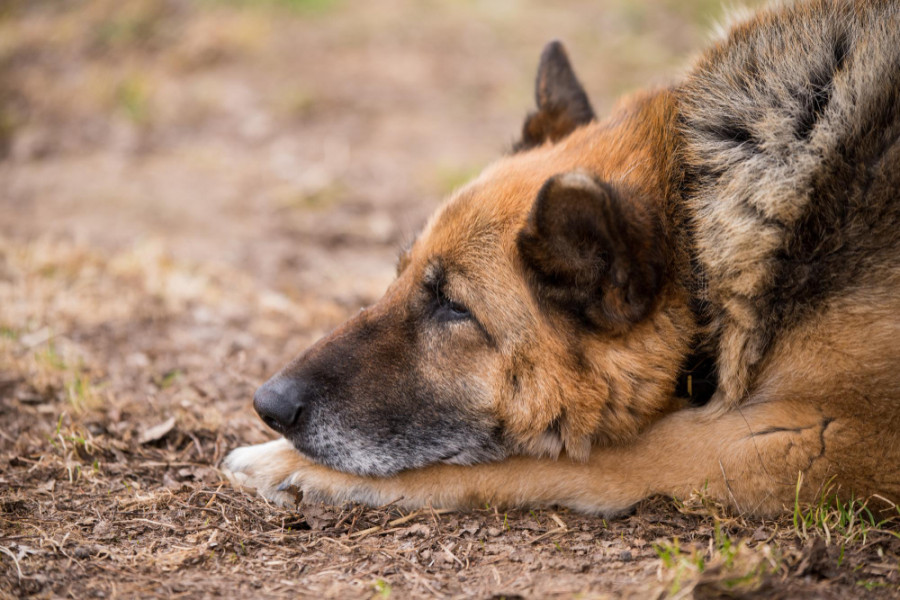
[348,508,453,539]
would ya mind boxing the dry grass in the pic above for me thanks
[2,1,899,598]
[2,237,899,597]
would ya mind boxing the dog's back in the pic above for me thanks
[679,0,900,406]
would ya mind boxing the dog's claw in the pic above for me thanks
[279,480,304,504]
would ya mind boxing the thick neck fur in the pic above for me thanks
[510,91,701,459]
[676,0,900,406]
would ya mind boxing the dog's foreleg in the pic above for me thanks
[224,399,848,516]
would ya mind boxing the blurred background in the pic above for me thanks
[0,0,746,295]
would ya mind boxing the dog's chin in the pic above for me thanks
[270,405,507,477]
[283,431,508,478]
[286,441,408,477]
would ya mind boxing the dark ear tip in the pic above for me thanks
[538,40,574,76]
[541,39,568,61]
[516,39,593,152]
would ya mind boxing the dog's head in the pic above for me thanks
[254,42,694,476]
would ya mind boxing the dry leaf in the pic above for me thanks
[139,417,176,444]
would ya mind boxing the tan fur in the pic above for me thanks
[225,0,900,517]
[401,92,693,459]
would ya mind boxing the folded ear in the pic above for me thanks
[516,172,664,330]
[514,41,595,151]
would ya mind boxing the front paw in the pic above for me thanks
[222,438,313,508]
[223,438,436,510]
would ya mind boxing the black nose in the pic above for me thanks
[253,376,305,434]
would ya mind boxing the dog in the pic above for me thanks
[224,0,900,517]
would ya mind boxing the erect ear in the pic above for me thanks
[514,40,595,151]
[516,172,665,330]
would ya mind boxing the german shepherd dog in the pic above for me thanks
[224,0,900,517]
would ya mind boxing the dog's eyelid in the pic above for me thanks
[422,259,453,298]
[420,258,478,321]
[425,280,464,310]
[438,289,468,312]
[433,296,472,323]
[424,258,446,281]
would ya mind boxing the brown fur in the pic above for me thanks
[225,0,900,517]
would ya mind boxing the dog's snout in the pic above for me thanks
[253,376,305,434]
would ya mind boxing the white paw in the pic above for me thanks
[221,438,307,508]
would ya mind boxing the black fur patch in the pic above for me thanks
[674,350,718,407]
[795,33,849,141]
[700,118,757,149]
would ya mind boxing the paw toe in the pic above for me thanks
[221,439,307,508]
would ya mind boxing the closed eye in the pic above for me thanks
[432,291,495,347]
[432,288,472,322]
[422,259,474,324]
[435,296,471,322]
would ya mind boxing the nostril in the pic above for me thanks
[253,376,305,433]
[261,415,283,432]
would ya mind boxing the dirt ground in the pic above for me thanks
[1,1,899,598]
